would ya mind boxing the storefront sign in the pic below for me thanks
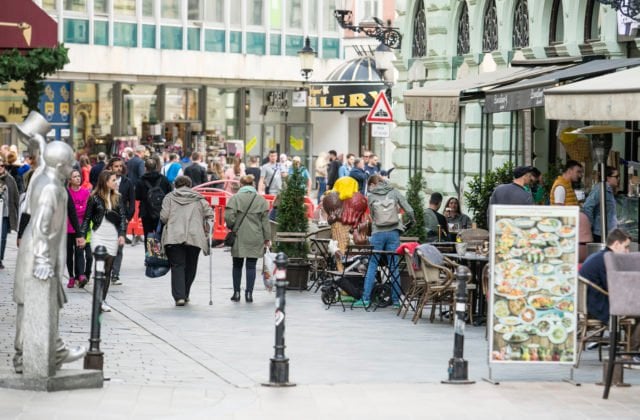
[489,205,579,365]
[38,81,71,141]
[371,124,390,138]
[0,0,58,49]
[266,90,289,112]
[292,90,307,107]
[485,87,546,113]
[308,82,386,111]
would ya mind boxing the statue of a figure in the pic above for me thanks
[13,141,86,375]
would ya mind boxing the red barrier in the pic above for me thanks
[127,201,144,236]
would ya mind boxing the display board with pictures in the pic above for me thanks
[489,205,579,364]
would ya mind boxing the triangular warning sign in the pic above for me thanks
[366,91,393,123]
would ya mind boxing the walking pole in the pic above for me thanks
[209,220,214,306]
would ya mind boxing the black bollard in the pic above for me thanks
[84,245,106,370]
[263,252,295,387]
[442,265,475,385]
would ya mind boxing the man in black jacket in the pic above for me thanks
[326,150,341,190]
[136,159,172,252]
[126,145,146,187]
[184,151,207,186]
[89,152,107,188]
[348,158,368,194]
[107,157,135,285]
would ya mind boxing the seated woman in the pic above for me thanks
[443,197,472,240]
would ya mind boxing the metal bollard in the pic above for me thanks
[442,265,475,385]
[263,252,295,387]
[84,245,106,370]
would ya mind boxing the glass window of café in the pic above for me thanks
[65,0,86,12]
[205,87,240,140]
[122,84,158,137]
[114,0,136,16]
[73,82,114,153]
[165,87,199,121]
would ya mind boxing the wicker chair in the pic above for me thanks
[413,251,455,324]
[397,249,426,319]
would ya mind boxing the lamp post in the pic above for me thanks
[297,37,315,82]
[592,134,612,244]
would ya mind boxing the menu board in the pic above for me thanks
[489,205,579,364]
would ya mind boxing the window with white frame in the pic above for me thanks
[289,0,302,29]
[43,0,56,11]
[142,0,154,17]
[230,1,241,26]
[114,0,136,16]
[188,0,202,20]
[361,0,380,19]
[161,0,181,19]
[247,0,264,26]
[64,0,86,12]
[323,0,337,32]
[205,0,224,23]
[308,0,318,32]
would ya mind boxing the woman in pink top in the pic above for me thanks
[67,169,91,288]
[224,156,245,193]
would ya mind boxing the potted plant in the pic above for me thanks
[275,165,310,290]
[404,171,427,242]
[464,162,514,230]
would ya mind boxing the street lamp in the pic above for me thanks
[298,37,316,81]
[597,0,640,21]
[333,0,402,49]
[374,43,395,83]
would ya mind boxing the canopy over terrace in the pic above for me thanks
[544,65,640,121]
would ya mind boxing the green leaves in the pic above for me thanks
[404,172,427,242]
[0,44,69,112]
[276,166,309,258]
[464,162,514,230]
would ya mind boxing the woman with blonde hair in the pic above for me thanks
[224,174,270,303]
[80,170,127,312]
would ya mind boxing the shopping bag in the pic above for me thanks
[262,247,277,292]
[145,224,170,278]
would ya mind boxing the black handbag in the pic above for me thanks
[145,221,170,278]
[225,193,258,247]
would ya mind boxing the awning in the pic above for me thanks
[0,1,58,49]
[485,58,640,113]
[545,65,640,121]
[403,66,563,122]
[308,57,386,111]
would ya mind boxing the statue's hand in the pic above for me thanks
[33,264,54,281]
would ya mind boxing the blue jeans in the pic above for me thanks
[362,230,401,303]
[316,176,326,204]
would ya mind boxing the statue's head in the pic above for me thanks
[43,141,74,179]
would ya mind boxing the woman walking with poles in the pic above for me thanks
[160,176,214,306]
[225,175,270,303]
[80,170,127,312]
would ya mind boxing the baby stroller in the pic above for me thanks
[321,250,392,311]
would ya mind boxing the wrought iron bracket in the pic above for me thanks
[334,10,402,49]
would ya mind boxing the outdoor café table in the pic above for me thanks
[442,252,489,325]
[369,249,407,311]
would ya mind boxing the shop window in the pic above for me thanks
[247,33,266,55]
[161,26,183,50]
[188,0,202,20]
[270,34,282,55]
[248,0,264,26]
[188,28,201,50]
[73,82,114,151]
[114,0,135,16]
[114,23,137,47]
[94,21,108,46]
[206,87,239,137]
[64,18,89,44]
[584,0,600,42]
[230,31,242,53]
[94,0,107,14]
[165,87,199,121]
[64,0,86,12]
[549,0,564,44]
[285,35,303,56]
[270,0,282,30]
[457,1,469,55]
[482,0,498,52]
[122,84,158,137]
[323,1,337,32]
[289,0,302,29]
[512,0,529,49]
[310,37,319,53]
[205,0,224,22]
[43,0,56,11]
[322,38,339,59]
[142,25,156,48]
[161,0,181,19]
[412,0,426,58]
[142,0,154,17]
[205,29,225,52]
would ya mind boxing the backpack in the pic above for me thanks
[144,178,165,220]
[371,197,399,227]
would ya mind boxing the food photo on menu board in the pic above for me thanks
[489,205,579,364]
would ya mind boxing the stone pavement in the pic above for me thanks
[1,233,639,419]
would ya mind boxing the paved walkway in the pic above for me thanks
[1,234,639,419]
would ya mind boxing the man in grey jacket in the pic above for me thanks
[487,165,536,226]
[353,175,415,309]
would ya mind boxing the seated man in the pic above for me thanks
[579,228,639,363]
[424,192,449,242]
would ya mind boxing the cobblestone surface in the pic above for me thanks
[1,233,639,418]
